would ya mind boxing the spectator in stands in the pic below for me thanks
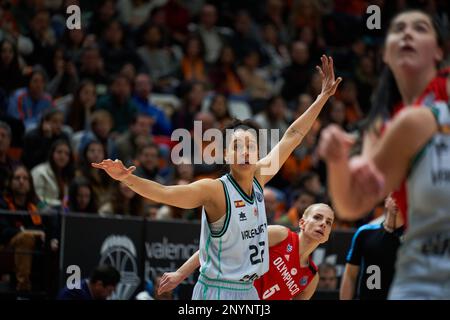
[115,113,154,166]
[88,0,119,37]
[0,121,18,193]
[57,265,121,300]
[31,139,75,209]
[66,81,97,132]
[96,75,138,134]
[99,20,141,75]
[0,165,49,291]
[74,110,118,160]
[207,93,233,130]
[61,28,86,66]
[78,46,109,93]
[137,24,179,91]
[192,4,227,65]
[24,9,56,70]
[0,39,25,96]
[281,41,313,103]
[134,143,165,184]
[171,159,194,184]
[263,186,283,225]
[229,10,262,63]
[340,195,404,300]
[325,98,350,131]
[76,140,111,208]
[46,47,79,99]
[317,263,338,291]
[336,79,363,125]
[209,46,244,95]
[172,81,206,132]
[180,35,207,83]
[7,68,53,131]
[67,176,98,214]
[277,189,317,230]
[132,73,172,136]
[237,50,273,101]
[99,180,145,217]
[22,108,70,170]
[296,171,325,201]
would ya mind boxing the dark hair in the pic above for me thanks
[110,180,145,216]
[318,262,337,275]
[79,140,110,188]
[291,188,317,203]
[6,165,40,205]
[28,68,48,86]
[362,8,446,132]
[90,265,121,286]
[208,93,231,120]
[222,118,261,148]
[67,80,96,132]
[0,39,20,69]
[183,34,206,59]
[48,139,75,201]
[68,176,98,213]
[137,142,160,157]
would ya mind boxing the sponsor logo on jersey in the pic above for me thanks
[300,276,308,286]
[241,223,267,240]
[273,256,300,296]
[291,268,297,276]
[284,254,290,261]
[234,200,245,208]
[256,192,263,202]
[239,211,247,221]
[286,244,293,253]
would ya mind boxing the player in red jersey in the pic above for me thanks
[158,203,334,300]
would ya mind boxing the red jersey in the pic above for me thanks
[254,230,317,300]
[383,68,450,228]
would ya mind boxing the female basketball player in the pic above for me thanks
[92,55,341,300]
[158,203,334,300]
[318,10,450,299]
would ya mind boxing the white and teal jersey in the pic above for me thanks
[198,173,269,290]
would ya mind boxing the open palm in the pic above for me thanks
[91,159,136,181]
[317,55,342,97]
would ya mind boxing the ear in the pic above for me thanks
[299,217,306,231]
[434,47,444,64]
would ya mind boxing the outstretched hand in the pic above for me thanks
[316,55,342,97]
[91,159,136,181]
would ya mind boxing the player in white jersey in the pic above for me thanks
[319,10,450,299]
[92,55,341,300]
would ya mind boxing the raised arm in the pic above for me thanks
[158,250,200,295]
[319,107,438,220]
[92,159,219,209]
[256,55,342,186]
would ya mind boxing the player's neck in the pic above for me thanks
[298,232,318,267]
[229,171,254,197]
[395,67,436,105]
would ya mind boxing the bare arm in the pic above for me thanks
[340,264,360,300]
[293,273,319,300]
[158,250,200,295]
[92,159,220,209]
[256,55,342,186]
[320,107,438,220]
[267,225,289,247]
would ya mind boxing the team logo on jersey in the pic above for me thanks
[234,200,245,208]
[300,276,308,286]
[253,206,258,217]
[291,268,297,276]
[256,192,263,202]
[239,211,247,221]
[286,244,293,253]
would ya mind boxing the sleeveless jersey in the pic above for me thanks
[389,98,450,298]
[387,68,450,227]
[198,173,269,288]
[254,230,317,300]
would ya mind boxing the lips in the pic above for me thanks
[315,230,324,236]
[399,44,416,53]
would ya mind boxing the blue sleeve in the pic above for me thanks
[346,227,365,265]
[154,110,172,136]
[7,92,20,119]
